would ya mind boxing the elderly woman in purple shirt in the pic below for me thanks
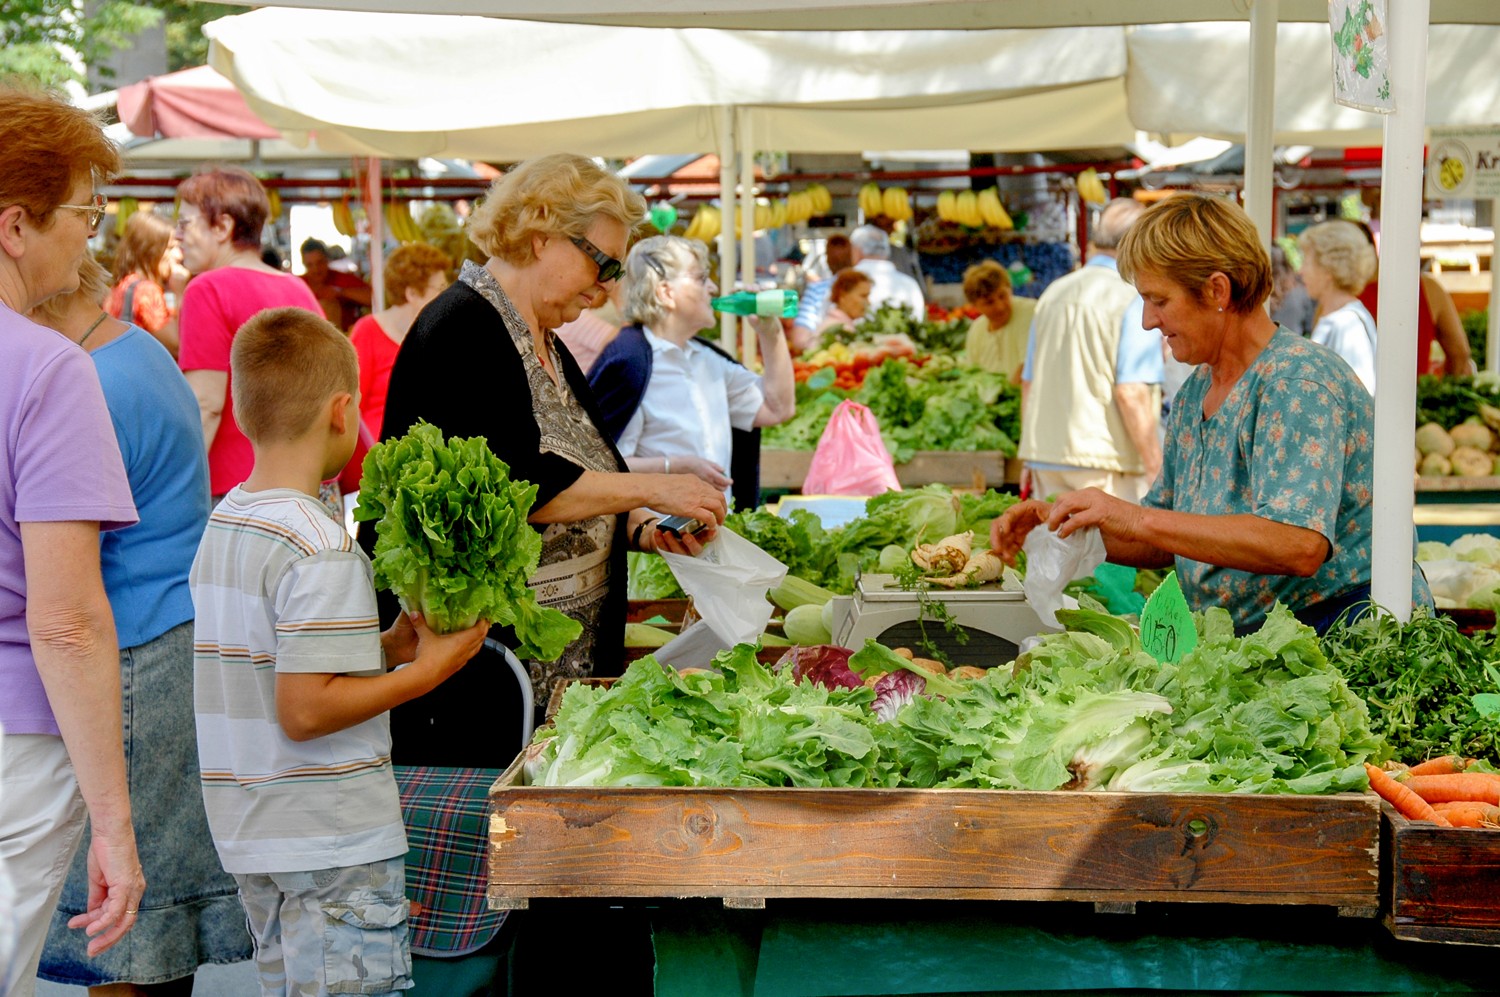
[0,86,145,996]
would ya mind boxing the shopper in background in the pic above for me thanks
[1268,243,1316,336]
[1019,197,1161,502]
[850,224,925,317]
[349,242,451,438]
[789,233,853,352]
[815,268,875,338]
[961,259,1035,382]
[590,234,796,510]
[32,257,250,997]
[175,166,322,500]
[1354,221,1475,378]
[106,211,188,358]
[299,236,372,330]
[1299,219,1378,395]
[0,83,144,997]
[993,193,1429,636]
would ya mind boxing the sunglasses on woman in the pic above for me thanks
[570,235,624,284]
[56,193,108,233]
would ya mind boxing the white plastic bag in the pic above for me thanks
[659,526,788,647]
[1021,525,1107,629]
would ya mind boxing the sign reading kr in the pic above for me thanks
[1427,127,1500,200]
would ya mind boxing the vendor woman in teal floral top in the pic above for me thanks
[993,194,1429,634]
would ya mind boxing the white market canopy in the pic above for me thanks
[201,0,1500,29]
[204,12,1134,159]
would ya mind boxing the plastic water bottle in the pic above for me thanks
[710,289,799,319]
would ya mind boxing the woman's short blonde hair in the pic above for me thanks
[467,154,645,265]
[621,235,707,328]
[962,259,1011,303]
[1116,193,1273,314]
[1299,220,1377,295]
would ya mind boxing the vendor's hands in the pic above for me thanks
[652,475,728,528]
[1046,487,1146,543]
[990,499,1052,564]
[673,455,732,492]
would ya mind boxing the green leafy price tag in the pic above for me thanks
[1139,570,1196,663]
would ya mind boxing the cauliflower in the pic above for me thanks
[1451,421,1494,453]
[1451,446,1494,478]
[1419,452,1452,477]
[1416,422,1456,457]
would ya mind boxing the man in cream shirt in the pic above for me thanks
[1019,198,1162,503]
[850,225,925,318]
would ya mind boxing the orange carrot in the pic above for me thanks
[1432,802,1500,828]
[1403,773,1500,805]
[1407,756,1472,777]
[1367,764,1453,825]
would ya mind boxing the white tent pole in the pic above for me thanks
[1244,0,1278,250]
[717,105,738,358]
[1489,205,1499,372]
[1371,0,1430,621]
[366,156,385,314]
[738,106,757,367]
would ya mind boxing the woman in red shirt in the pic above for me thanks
[106,211,188,357]
[348,242,451,437]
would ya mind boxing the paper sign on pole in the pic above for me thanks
[1426,127,1500,199]
[1328,0,1392,114]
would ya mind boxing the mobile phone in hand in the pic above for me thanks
[656,514,705,537]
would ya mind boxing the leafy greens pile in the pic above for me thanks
[526,603,1379,793]
[1320,606,1500,764]
[821,301,971,355]
[625,486,1019,600]
[764,355,1020,461]
[354,420,581,660]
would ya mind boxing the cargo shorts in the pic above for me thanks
[235,856,413,996]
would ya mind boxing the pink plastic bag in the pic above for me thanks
[801,400,900,496]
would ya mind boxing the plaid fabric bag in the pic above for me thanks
[395,765,507,957]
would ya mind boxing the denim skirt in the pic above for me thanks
[38,620,252,985]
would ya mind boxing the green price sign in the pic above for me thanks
[1139,570,1196,663]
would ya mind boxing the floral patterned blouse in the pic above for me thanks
[1143,328,1424,633]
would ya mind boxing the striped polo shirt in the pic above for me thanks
[190,486,405,874]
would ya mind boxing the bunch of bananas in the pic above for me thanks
[936,187,1014,230]
[331,198,357,237]
[266,189,282,220]
[384,201,424,243]
[858,182,913,222]
[113,196,139,238]
[1076,168,1109,205]
[683,204,722,244]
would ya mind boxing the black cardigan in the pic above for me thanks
[363,280,629,766]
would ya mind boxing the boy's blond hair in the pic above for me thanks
[231,307,358,443]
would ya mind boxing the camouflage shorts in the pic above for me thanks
[235,856,413,996]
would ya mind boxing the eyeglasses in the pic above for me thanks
[56,193,108,234]
[570,235,624,284]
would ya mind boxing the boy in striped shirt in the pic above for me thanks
[190,307,487,996]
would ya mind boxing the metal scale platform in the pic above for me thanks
[830,572,1051,667]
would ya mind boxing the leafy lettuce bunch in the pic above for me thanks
[353,420,580,660]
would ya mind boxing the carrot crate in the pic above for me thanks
[1383,802,1500,945]
[488,767,1379,914]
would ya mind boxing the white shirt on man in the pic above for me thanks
[854,258,925,317]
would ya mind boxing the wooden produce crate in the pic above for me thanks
[488,775,1379,914]
[761,449,1019,491]
[1383,802,1500,945]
